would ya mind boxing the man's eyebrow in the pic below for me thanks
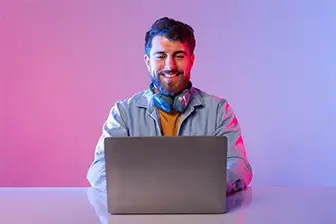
[153,50,187,55]
[153,51,166,55]
[173,50,187,55]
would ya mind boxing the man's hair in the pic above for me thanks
[144,17,196,57]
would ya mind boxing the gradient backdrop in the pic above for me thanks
[1,0,335,187]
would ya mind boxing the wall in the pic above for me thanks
[1,0,335,186]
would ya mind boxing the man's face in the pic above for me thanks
[144,35,195,96]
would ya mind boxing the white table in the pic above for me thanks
[0,187,335,223]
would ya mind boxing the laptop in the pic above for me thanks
[103,136,228,214]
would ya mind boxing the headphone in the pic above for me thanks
[150,81,193,113]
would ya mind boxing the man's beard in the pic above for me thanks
[150,69,189,96]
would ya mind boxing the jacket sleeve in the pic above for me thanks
[214,99,253,193]
[86,103,129,192]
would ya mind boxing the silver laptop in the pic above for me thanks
[104,136,228,214]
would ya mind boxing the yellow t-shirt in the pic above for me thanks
[153,88,182,136]
[157,108,181,136]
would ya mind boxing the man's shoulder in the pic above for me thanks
[114,88,151,109]
[192,87,228,107]
[192,87,237,121]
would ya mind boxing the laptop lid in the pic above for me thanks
[104,136,228,214]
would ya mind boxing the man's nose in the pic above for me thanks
[165,57,176,70]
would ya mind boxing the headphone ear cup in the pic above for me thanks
[153,93,174,112]
[173,90,191,113]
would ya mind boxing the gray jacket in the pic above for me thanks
[87,86,252,193]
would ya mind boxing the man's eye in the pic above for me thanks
[176,55,185,59]
[156,56,164,59]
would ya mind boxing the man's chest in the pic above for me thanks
[126,109,217,136]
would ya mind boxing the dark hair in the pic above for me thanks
[144,17,196,56]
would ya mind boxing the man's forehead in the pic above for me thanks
[150,35,189,54]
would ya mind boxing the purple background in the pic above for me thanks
[1,0,335,187]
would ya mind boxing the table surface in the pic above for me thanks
[0,186,335,224]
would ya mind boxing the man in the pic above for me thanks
[87,17,252,193]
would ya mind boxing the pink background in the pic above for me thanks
[1,0,335,187]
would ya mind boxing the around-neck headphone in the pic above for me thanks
[150,81,193,113]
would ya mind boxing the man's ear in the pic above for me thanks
[189,54,195,69]
[144,54,150,72]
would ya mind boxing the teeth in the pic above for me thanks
[163,73,178,78]
[165,74,176,78]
